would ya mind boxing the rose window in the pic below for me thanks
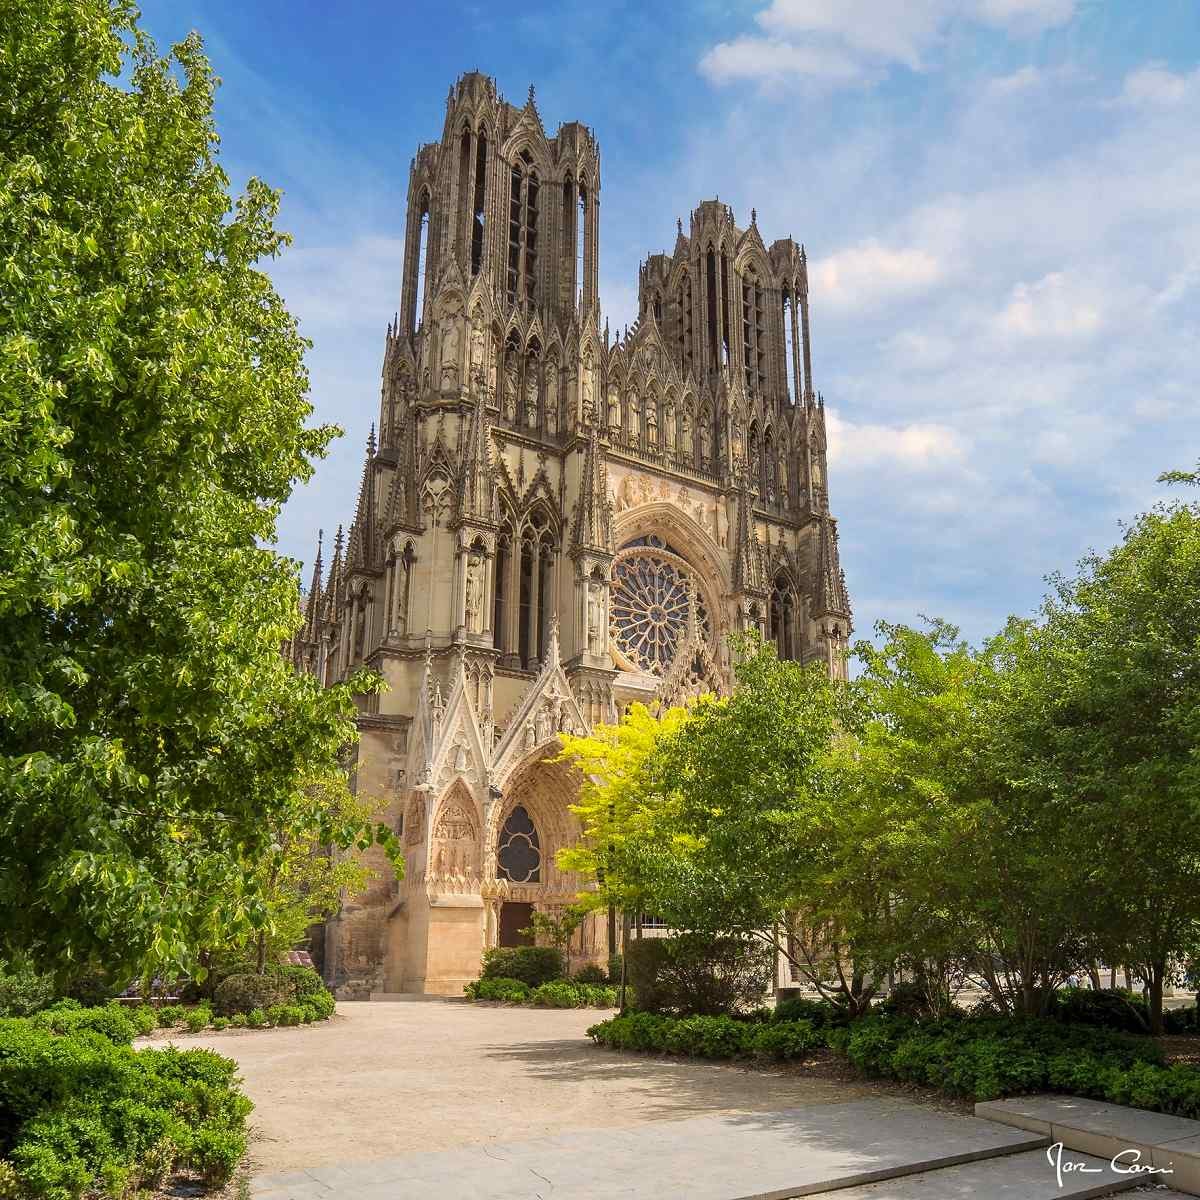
[610,537,710,675]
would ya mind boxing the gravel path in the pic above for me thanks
[159,1002,875,1176]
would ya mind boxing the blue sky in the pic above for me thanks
[138,0,1200,647]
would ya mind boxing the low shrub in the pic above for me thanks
[31,1003,137,1046]
[0,960,56,1018]
[573,964,609,985]
[245,1009,268,1029]
[836,1015,1164,1102]
[588,1012,822,1060]
[229,1013,247,1029]
[125,1005,157,1037]
[530,981,584,1009]
[304,989,336,1020]
[1051,988,1150,1034]
[624,934,772,1016]
[0,1018,251,1198]
[464,977,531,1003]
[576,984,618,1008]
[480,946,564,988]
[182,1006,212,1033]
[279,964,326,999]
[750,1019,824,1059]
[213,973,290,1017]
[212,1017,230,1031]
[608,953,623,985]
[265,1004,306,1027]
[156,1004,186,1028]
[773,996,852,1027]
[1164,1005,1200,1034]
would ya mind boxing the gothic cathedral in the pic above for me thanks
[286,73,852,997]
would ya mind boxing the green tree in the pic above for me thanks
[0,1,392,986]
[1020,479,1200,1032]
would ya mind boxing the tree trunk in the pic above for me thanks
[618,911,631,1013]
[1148,963,1165,1037]
[256,929,267,975]
[1087,961,1102,991]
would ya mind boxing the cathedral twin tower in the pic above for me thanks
[287,72,851,997]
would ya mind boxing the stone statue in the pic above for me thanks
[581,358,594,418]
[665,401,676,450]
[525,363,538,429]
[464,554,484,632]
[503,354,518,421]
[627,390,640,444]
[700,416,712,465]
[545,368,558,436]
[440,322,459,389]
[607,386,619,431]
[587,581,605,654]
[470,322,486,377]
[535,704,551,745]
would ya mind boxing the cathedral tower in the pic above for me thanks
[286,74,851,998]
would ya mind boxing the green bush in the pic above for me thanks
[1051,988,1150,1034]
[750,1019,824,1059]
[0,1018,251,1199]
[464,977,531,1003]
[31,1004,137,1046]
[773,996,851,1027]
[245,1009,268,1029]
[625,934,772,1016]
[530,981,584,1008]
[212,1016,230,1031]
[155,1004,186,1028]
[576,984,618,1008]
[182,1006,212,1033]
[265,1004,306,1027]
[0,960,56,1018]
[279,964,326,999]
[121,1004,157,1037]
[229,1013,247,1028]
[304,989,335,1020]
[837,1015,1163,1101]
[608,953,623,984]
[589,1012,822,1059]
[573,964,609,985]
[213,973,291,1017]
[480,946,564,988]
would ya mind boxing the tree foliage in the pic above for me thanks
[0,1,395,985]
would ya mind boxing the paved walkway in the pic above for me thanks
[165,1002,875,1175]
[245,1098,1048,1200]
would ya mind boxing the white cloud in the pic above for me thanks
[700,0,1076,84]
[810,240,943,312]
[699,36,863,85]
[1118,64,1200,108]
[993,272,1104,340]
[826,409,968,470]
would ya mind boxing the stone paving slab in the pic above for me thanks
[977,1095,1200,1196]
[823,1146,1137,1198]
[249,1097,1047,1200]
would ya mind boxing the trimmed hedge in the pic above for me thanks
[480,947,564,987]
[589,1010,1200,1119]
[213,973,290,1017]
[464,976,617,1008]
[0,1015,251,1198]
[587,1011,823,1059]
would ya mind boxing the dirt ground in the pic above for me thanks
[157,1001,880,1176]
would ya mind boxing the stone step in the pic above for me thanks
[250,1098,1049,1199]
[977,1094,1200,1195]
[811,1146,1137,1198]
[367,991,466,1002]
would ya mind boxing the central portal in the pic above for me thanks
[498,901,535,947]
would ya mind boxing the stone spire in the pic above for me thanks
[814,514,851,621]
[570,420,613,556]
[304,528,324,641]
[457,385,497,523]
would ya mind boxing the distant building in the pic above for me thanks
[286,73,851,997]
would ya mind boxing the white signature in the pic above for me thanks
[1047,1141,1174,1188]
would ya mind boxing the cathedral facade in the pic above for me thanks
[286,73,852,998]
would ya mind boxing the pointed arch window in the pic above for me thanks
[493,527,511,654]
[769,574,796,660]
[507,151,539,308]
[471,132,488,276]
[498,805,541,883]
